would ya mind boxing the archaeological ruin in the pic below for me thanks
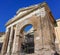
[1,2,59,55]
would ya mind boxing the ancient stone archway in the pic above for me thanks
[16,16,39,55]
[1,2,56,55]
[20,24,35,54]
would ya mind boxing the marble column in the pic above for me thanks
[6,26,13,55]
[1,28,10,55]
[11,24,21,55]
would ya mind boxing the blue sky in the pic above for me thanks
[0,0,60,32]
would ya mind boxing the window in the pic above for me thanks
[21,24,34,54]
[23,24,33,32]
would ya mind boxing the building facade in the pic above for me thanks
[55,19,60,52]
[1,2,57,55]
[0,32,5,53]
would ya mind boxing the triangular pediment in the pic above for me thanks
[5,2,52,26]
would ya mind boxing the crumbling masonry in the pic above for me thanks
[1,2,57,55]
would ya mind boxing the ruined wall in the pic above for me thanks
[1,3,56,55]
[55,19,60,52]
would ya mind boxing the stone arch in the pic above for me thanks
[19,24,35,54]
[16,15,40,54]
[20,24,33,34]
[17,15,39,36]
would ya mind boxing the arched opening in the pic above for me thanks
[20,24,34,54]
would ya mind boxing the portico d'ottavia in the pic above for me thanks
[1,2,58,55]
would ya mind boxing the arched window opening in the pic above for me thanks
[23,24,33,33]
[21,24,34,54]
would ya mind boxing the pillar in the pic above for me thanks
[1,28,10,55]
[6,26,14,55]
[34,16,44,55]
[11,24,21,55]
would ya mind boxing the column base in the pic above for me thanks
[11,52,20,55]
[5,51,58,55]
[5,45,57,55]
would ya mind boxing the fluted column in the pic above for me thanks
[11,24,21,55]
[1,28,10,55]
[6,26,13,55]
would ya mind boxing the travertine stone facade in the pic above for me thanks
[55,19,60,52]
[0,32,5,43]
[0,32,5,54]
[1,2,56,55]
